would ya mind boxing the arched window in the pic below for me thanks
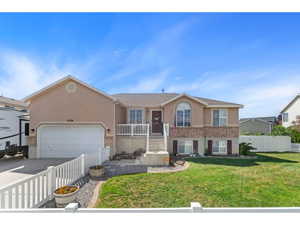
[176,102,191,127]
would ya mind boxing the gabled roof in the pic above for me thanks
[112,93,179,107]
[160,93,209,106]
[240,116,277,123]
[0,96,28,108]
[240,118,273,125]
[23,75,116,102]
[281,94,300,113]
[112,93,243,108]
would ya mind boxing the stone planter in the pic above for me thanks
[89,165,105,178]
[54,185,79,208]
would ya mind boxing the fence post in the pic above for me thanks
[48,166,56,199]
[190,202,202,212]
[65,203,79,212]
[81,154,85,176]
[131,124,134,136]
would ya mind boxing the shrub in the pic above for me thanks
[239,142,256,155]
[241,132,264,136]
[54,186,78,195]
[204,148,209,156]
[271,125,290,136]
[271,125,300,143]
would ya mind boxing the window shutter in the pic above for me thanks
[173,140,178,155]
[25,123,30,136]
[227,140,232,155]
[208,140,213,155]
[193,140,198,154]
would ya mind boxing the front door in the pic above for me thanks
[152,111,162,133]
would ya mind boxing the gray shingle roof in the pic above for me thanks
[240,116,277,123]
[112,93,241,107]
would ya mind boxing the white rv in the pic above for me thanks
[0,96,28,151]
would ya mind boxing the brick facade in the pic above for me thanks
[170,127,239,138]
[170,127,204,137]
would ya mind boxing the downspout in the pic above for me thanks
[19,118,22,146]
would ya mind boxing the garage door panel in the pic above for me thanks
[38,125,105,169]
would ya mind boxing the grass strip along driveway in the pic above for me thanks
[95,153,300,208]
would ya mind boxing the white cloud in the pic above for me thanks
[165,68,300,118]
[106,18,197,82]
[0,50,92,99]
[110,69,170,93]
[237,82,300,118]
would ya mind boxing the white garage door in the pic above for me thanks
[38,125,105,169]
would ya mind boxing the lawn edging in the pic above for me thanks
[87,179,107,208]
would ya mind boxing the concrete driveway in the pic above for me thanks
[0,156,72,188]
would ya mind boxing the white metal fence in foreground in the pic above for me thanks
[0,154,85,209]
[1,202,300,213]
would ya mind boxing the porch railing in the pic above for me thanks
[163,123,169,152]
[116,124,149,136]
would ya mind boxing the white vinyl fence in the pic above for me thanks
[0,155,85,209]
[1,202,300,213]
[291,143,300,152]
[240,136,292,152]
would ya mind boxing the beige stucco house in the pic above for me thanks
[24,76,243,167]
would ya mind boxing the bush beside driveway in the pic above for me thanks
[95,153,300,208]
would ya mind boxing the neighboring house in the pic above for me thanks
[0,96,29,150]
[240,116,277,135]
[280,94,300,128]
[24,76,243,167]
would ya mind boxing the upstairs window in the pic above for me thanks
[176,102,191,127]
[129,109,143,124]
[213,109,228,127]
[282,113,289,122]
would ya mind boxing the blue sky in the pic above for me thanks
[0,13,300,118]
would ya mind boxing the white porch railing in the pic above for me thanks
[0,155,85,209]
[163,123,169,152]
[146,124,150,152]
[117,124,149,136]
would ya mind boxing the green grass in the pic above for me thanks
[95,153,300,208]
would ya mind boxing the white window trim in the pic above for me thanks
[212,140,227,155]
[282,112,289,122]
[175,102,192,127]
[127,108,145,124]
[211,109,228,127]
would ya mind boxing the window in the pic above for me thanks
[212,140,227,153]
[176,102,191,127]
[213,109,228,127]
[282,113,289,122]
[129,109,143,124]
[178,140,193,154]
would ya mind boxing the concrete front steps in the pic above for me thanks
[103,152,170,177]
[138,152,169,166]
[148,136,165,153]
[141,136,169,166]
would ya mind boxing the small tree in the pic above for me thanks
[271,125,300,143]
[239,142,256,155]
[271,125,290,136]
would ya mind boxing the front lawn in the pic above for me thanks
[95,153,300,208]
